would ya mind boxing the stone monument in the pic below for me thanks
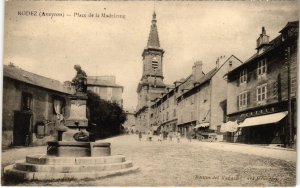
[4,65,138,181]
[59,65,89,142]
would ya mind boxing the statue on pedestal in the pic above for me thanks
[72,65,87,93]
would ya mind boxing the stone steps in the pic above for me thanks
[26,154,125,165]
[4,165,139,181]
[4,154,139,181]
[14,161,133,172]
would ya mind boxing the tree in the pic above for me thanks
[86,90,127,139]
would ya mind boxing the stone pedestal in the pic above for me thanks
[63,93,89,141]
[65,94,88,128]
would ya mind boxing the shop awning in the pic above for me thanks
[193,123,210,129]
[238,111,288,128]
[220,121,238,132]
[152,125,160,131]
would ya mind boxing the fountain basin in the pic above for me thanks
[47,141,111,157]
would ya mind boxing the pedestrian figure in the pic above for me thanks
[138,131,142,141]
[169,132,173,141]
[163,132,167,141]
[148,131,153,141]
[158,132,163,142]
[176,132,181,143]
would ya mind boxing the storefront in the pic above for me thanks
[237,111,287,145]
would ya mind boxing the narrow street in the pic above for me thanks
[2,134,296,186]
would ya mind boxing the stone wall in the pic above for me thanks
[210,56,242,130]
[2,78,71,148]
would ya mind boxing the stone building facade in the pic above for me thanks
[146,56,241,137]
[2,65,73,148]
[150,85,177,133]
[225,21,298,146]
[87,76,123,106]
[175,56,242,136]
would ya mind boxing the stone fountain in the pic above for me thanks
[4,65,138,181]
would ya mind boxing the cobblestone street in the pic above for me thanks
[2,134,296,186]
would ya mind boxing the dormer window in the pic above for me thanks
[257,59,267,76]
[239,69,247,84]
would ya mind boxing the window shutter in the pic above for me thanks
[247,70,251,83]
[237,74,240,87]
[237,95,240,110]
[254,67,257,80]
[266,59,271,74]
[267,83,273,103]
[253,88,257,103]
[277,74,282,101]
[247,91,251,107]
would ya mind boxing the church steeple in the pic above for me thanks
[136,11,166,122]
[147,11,160,48]
[141,11,164,80]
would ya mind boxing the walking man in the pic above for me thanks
[138,131,142,141]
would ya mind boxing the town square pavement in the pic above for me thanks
[1,134,296,186]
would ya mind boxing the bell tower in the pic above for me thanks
[137,11,166,111]
[142,11,164,79]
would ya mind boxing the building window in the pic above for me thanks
[257,59,267,76]
[166,112,169,121]
[21,92,32,112]
[238,92,248,108]
[53,96,65,115]
[257,84,267,103]
[173,109,176,117]
[239,69,247,84]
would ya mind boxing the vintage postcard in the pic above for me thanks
[1,0,298,186]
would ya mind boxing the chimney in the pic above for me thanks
[256,27,270,54]
[192,61,203,82]
[216,58,220,69]
[216,55,226,69]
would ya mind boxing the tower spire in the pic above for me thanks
[147,11,160,48]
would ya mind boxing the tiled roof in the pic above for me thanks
[227,35,284,76]
[227,21,299,76]
[3,65,73,94]
[280,21,299,33]
[197,68,218,85]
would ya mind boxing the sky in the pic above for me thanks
[3,0,299,110]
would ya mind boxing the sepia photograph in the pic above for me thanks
[1,0,299,186]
